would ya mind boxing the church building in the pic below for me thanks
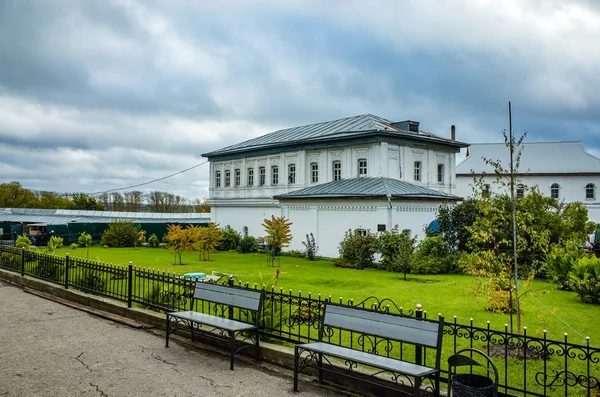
[202,114,467,257]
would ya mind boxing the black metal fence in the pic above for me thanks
[0,245,598,397]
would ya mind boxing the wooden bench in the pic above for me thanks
[165,281,264,370]
[293,303,444,396]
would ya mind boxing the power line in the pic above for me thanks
[88,160,209,195]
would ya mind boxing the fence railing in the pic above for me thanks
[0,245,598,397]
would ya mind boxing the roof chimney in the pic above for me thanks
[451,125,456,141]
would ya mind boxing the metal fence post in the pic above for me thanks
[228,276,234,319]
[65,254,69,289]
[415,303,423,365]
[20,248,25,276]
[127,262,133,308]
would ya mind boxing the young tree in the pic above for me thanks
[100,220,141,247]
[78,232,93,259]
[379,227,417,279]
[262,216,293,266]
[165,224,194,265]
[190,223,224,261]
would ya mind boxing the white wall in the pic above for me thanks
[211,203,281,237]
[456,174,600,221]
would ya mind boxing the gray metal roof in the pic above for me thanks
[273,177,461,200]
[203,114,465,158]
[0,208,210,225]
[456,141,600,175]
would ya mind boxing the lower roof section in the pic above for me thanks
[273,177,462,201]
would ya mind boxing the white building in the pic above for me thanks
[455,141,600,222]
[203,114,467,257]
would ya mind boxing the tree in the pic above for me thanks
[217,227,241,251]
[165,224,194,265]
[101,221,141,247]
[429,199,481,253]
[262,216,293,266]
[72,193,104,210]
[190,223,224,261]
[338,229,378,269]
[39,192,75,209]
[378,226,416,279]
[302,233,318,260]
[78,232,93,259]
[124,191,144,212]
[0,182,38,208]
[192,198,211,213]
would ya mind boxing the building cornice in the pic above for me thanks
[457,172,600,177]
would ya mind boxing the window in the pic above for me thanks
[356,229,367,237]
[288,164,296,184]
[586,183,596,200]
[271,166,279,185]
[215,171,221,188]
[414,161,421,181]
[332,161,341,181]
[259,167,266,186]
[516,184,524,199]
[242,226,248,238]
[377,224,386,232]
[437,164,444,183]
[482,184,490,197]
[234,169,240,187]
[358,159,368,177]
[402,229,412,237]
[247,168,254,186]
[225,170,231,187]
[550,183,560,199]
[311,163,319,183]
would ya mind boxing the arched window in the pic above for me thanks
[516,184,524,199]
[550,183,560,199]
[586,183,596,200]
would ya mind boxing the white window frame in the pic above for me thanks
[225,170,231,187]
[586,183,596,200]
[215,171,221,188]
[550,183,560,199]
[414,161,421,181]
[437,164,444,183]
[333,161,341,181]
[288,164,296,184]
[358,158,368,177]
[259,167,266,186]
[516,184,525,199]
[234,169,241,187]
[311,162,319,183]
[247,168,254,186]
[271,166,279,185]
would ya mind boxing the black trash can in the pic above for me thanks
[452,373,496,397]
[448,348,498,397]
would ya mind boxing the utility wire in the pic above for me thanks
[88,160,209,195]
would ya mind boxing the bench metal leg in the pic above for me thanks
[229,331,235,370]
[255,328,261,362]
[190,321,195,343]
[318,353,323,384]
[413,376,422,397]
[293,346,300,392]
[165,314,170,348]
[434,373,440,397]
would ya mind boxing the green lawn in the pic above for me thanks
[65,246,599,346]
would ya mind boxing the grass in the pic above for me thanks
[65,246,600,345]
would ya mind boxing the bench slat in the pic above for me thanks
[297,342,438,377]
[168,311,257,332]
[194,282,263,300]
[324,305,439,348]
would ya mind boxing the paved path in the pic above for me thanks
[0,281,342,397]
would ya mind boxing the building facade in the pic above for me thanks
[203,114,467,257]
[455,141,600,222]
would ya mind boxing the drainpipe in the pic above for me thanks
[387,194,393,231]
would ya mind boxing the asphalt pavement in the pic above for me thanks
[0,280,343,397]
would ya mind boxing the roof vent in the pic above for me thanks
[391,120,420,133]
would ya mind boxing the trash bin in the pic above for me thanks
[448,348,498,397]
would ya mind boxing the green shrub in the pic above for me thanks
[16,235,32,250]
[377,227,416,279]
[568,256,600,304]
[46,236,64,253]
[413,236,458,274]
[280,249,305,258]
[0,252,20,269]
[101,221,141,247]
[148,233,160,248]
[70,243,78,250]
[302,233,318,260]
[338,229,377,269]
[333,259,357,269]
[544,240,582,290]
[238,236,259,253]
[217,227,241,251]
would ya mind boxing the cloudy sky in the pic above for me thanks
[1,0,599,200]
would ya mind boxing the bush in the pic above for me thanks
[302,233,318,260]
[238,236,259,253]
[333,259,357,269]
[338,229,377,269]
[217,227,241,251]
[568,256,600,304]
[16,235,32,250]
[148,233,160,248]
[544,240,582,290]
[70,243,78,250]
[101,221,141,247]
[377,227,416,279]
[280,249,305,258]
[46,236,64,253]
[413,236,458,274]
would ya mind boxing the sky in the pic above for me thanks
[1,0,599,200]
